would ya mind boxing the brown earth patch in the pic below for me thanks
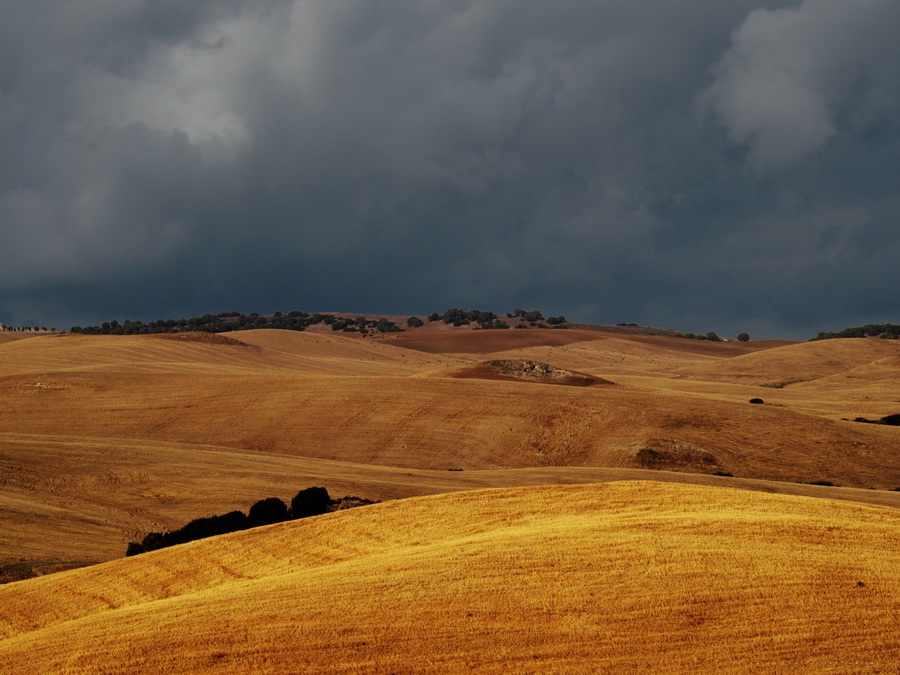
[450,360,614,387]
[633,439,723,473]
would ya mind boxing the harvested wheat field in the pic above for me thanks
[1,327,900,576]
[1,482,898,672]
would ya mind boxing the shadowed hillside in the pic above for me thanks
[1,482,897,672]
[1,330,896,483]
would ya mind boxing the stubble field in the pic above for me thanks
[1,325,898,670]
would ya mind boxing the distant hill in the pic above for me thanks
[67,307,726,340]
[812,323,900,341]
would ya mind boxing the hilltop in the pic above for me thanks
[67,307,707,339]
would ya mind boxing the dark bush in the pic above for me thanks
[407,316,424,328]
[737,332,750,342]
[248,497,289,527]
[176,511,248,545]
[125,542,145,556]
[141,531,165,551]
[291,486,331,518]
[749,398,765,404]
[854,414,900,426]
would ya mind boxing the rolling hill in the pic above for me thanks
[1,482,897,672]
[1,326,899,579]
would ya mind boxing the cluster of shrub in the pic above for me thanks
[0,324,54,332]
[427,308,567,330]
[679,331,721,341]
[125,487,375,556]
[675,331,751,342]
[852,414,900,427]
[71,308,572,336]
[615,323,742,341]
[811,324,900,341]
[70,312,404,336]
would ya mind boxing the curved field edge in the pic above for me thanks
[1,481,898,672]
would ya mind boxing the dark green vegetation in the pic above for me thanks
[125,488,376,556]
[812,324,900,341]
[0,325,54,333]
[70,308,571,335]
[70,312,404,336]
[429,308,512,328]
[853,414,900,427]
[674,331,727,341]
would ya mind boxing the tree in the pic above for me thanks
[291,486,331,518]
[706,332,721,342]
[737,332,750,342]
[248,497,289,527]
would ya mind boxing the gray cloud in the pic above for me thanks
[1,1,898,338]
[703,0,900,172]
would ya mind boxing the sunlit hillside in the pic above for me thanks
[1,482,897,672]
[1,327,899,578]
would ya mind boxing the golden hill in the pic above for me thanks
[1,328,899,576]
[1,482,897,672]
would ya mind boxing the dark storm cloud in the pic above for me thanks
[1,0,898,337]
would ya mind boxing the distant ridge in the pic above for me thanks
[67,307,728,340]
[811,323,900,341]
[0,323,55,333]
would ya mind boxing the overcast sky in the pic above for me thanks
[2,0,898,338]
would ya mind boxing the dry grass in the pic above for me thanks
[1,328,899,574]
[5,431,897,575]
[1,482,897,672]
[1,332,897,484]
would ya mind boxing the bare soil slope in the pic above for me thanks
[1,482,897,672]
